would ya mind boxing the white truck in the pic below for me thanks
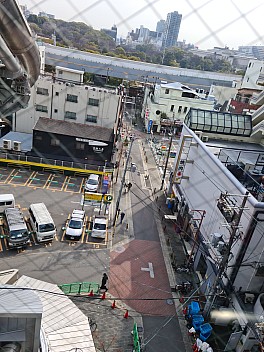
[91,216,108,239]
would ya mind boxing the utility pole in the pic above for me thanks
[113,137,134,228]
[160,134,173,190]
[203,191,249,318]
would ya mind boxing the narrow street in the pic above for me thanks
[110,135,187,352]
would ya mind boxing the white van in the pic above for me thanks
[0,194,15,213]
[91,216,107,239]
[28,203,56,242]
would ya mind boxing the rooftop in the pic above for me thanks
[34,117,114,142]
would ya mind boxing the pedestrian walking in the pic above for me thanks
[100,273,108,291]
[120,211,125,224]
[127,182,132,192]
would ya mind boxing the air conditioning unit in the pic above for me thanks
[211,233,222,247]
[13,141,21,151]
[195,131,203,139]
[201,135,209,142]
[2,139,11,150]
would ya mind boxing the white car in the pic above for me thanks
[85,174,100,192]
[65,210,85,240]
[91,216,107,239]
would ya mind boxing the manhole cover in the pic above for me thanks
[115,246,126,253]
[166,299,174,305]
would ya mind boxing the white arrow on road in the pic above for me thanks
[141,262,154,278]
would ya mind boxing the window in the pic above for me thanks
[86,115,97,123]
[65,111,76,119]
[35,104,48,112]
[59,70,63,74]
[36,87,49,95]
[51,139,60,146]
[165,89,169,94]
[35,135,42,141]
[55,92,59,96]
[178,106,182,113]
[184,107,188,113]
[76,142,85,150]
[170,105,174,112]
[66,94,78,103]
[88,98,99,106]
[54,109,58,113]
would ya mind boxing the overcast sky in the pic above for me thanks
[19,0,264,49]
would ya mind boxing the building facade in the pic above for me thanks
[162,11,182,49]
[14,67,122,135]
[142,82,214,133]
[168,125,264,351]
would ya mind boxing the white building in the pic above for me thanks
[241,59,264,90]
[169,124,264,351]
[14,66,122,134]
[142,82,214,133]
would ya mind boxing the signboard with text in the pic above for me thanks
[84,192,113,203]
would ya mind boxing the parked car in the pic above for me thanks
[91,216,108,239]
[85,174,100,192]
[65,209,85,240]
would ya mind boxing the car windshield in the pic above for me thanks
[69,219,82,229]
[94,223,106,230]
[10,230,29,239]
[39,223,55,233]
[88,179,98,185]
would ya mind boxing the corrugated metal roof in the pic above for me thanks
[16,276,96,352]
[33,117,114,142]
[0,285,42,315]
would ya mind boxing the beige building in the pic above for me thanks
[142,82,214,133]
[14,67,122,135]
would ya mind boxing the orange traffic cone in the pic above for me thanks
[101,291,106,300]
[111,300,116,309]
[124,309,129,319]
[88,290,94,297]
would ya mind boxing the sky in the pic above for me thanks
[19,0,264,50]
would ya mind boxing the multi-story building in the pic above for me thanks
[241,59,264,90]
[13,66,122,136]
[168,121,264,351]
[142,81,214,133]
[239,45,264,61]
[162,11,182,49]
[101,25,117,43]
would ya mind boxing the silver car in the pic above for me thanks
[65,210,85,240]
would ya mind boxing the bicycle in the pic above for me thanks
[88,317,97,332]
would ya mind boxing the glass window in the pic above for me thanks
[36,87,49,95]
[76,142,85,150]
[35,104,48,112]
[86,115,97,123]
[55,92,59,96]
[165,89,169,94]
[170,105,174,112]
[88,98,99,106]
[51,139,60,146]
[65,111,76,119]
[66,94,78,103]
[178,106,182,113]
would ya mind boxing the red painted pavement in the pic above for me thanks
[110,239,175,316]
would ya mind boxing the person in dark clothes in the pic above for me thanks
[100,273,108,291]
[120,211,125,224]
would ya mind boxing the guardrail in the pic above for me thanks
[0,151,114,175]
[58,282,100,295]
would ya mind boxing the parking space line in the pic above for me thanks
[4,238,9,251]
[5,169,16,184]
[79,178,85,193]
[85,216,92,243]
[54,234,59,241]
[61,214,70,242]
[44,174,53,188]
[81,216,88,243]
[62,176,69,191]
[26,171,37,186]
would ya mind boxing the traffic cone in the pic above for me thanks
[88,290,94,297]
[111,300,116,309]
[101,291,106,300]
[124,309,129,319]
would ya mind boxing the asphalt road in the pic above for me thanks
[127,137,187,352]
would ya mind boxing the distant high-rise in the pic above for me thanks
[156,20,166,35]
[162,11,182,49]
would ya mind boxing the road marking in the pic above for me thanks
[141,262,154,278]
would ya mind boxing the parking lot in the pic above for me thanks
[0,166,112,255]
